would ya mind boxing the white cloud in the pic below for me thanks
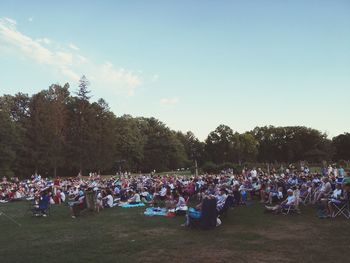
[68,43,79,51]
[37,37,51,44]
[77,55,88,63]
[95,62,142,96]
[0,17,143,96]
[160,97,179,105]
[3,17,16,26]
[28,17,33,22]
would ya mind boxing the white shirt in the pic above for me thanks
[286,195,296,205]
[332,189,342,199]
[105,195,113,207]
[160,187,167,197]
[251,170,257,178]
[176,196,187,209]
[60,192,66,202]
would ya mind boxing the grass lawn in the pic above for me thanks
[0,200,349,263]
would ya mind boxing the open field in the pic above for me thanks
[0,201,350,263]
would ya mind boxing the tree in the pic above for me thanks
[45,84,70,177]
[76,75,91,101]
[68,75,93,174]
[253,126,332,163]
[89,99,117,173]
[177,131,204,161]
[231,132,258,164]
[0,93,30,177]
[204,125,235,164]
[141,118,188,172]
[114,115,145,172]
[333,133,350,161]
[0,110,19,177]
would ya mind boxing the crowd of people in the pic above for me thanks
[0,164,349,227]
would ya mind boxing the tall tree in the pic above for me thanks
[204,125,235,164]
[45,84,70,176]
[0,110,19,177]
[69,75,92,174]
[333,133,350,161]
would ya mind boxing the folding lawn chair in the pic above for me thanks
[281,203,300,215]
[299,190,312,206]
[32,197,51,217]
[332,199,350,219]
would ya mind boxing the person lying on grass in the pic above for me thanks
[264,189,296,213]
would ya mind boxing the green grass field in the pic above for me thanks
[0,201,349,263]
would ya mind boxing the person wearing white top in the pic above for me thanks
[95,191,103,213]
[128,191,141,204]
[325,183,344,217]
[265,189,295,213]
[103,193,114,208]
[175,195,188,213]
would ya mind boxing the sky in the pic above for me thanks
[0,0,349,140]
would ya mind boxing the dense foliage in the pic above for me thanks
[0,77,348,178]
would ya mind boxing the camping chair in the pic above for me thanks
[32,196,51,217]
[299,189,312,206]
[332,199,350,219]
[189,197,218,230]
[281,203,299,215]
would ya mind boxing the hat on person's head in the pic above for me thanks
[287,189,293,193]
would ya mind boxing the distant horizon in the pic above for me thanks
[1,1,349,140]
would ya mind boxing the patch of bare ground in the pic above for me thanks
[255,222,317,242]
[137,247,294,263]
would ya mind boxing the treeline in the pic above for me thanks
[0,77,350,178]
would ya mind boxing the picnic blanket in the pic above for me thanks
[119,203,145,208]
[144,207,168,217]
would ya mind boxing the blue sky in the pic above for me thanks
[1,0,349,140]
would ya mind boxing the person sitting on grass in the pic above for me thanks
[264,189,296,213]
[140,188,153,203]
[128,190,141,205]
[103,190,114,208]
[174,192,188,215]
